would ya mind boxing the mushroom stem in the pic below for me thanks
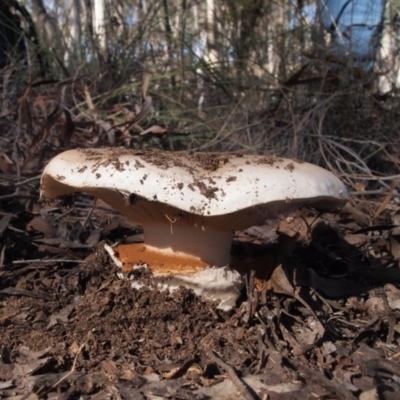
[143,223,233,267]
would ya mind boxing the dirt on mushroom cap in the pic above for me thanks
[41,148,349,230]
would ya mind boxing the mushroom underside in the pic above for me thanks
[41,174,345,230]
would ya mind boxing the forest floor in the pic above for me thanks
[1,184,400,400]
[2,21,400,396]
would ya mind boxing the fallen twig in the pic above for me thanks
[14,174,41,186]
[12,258,84,265]
[36,340,87,396]
[205,349,258,400]
[0,312,18,322]
[286,358,357,400]
[0,287,53,301]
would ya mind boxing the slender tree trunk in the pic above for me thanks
[31,0,62,59]
[64,0,84,69]
[205,0,217,66]
[162,0,176,88]
[92,0,106,53]
[70,0,83,48]
[376,2,400,93]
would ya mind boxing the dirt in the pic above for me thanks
[69,148,282,175]
[2,190,400,399]
[192,153,229,171]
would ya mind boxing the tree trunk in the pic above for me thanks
[92,0,106,53]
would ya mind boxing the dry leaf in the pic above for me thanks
[163,367,181,379]
[385,284,400,310]
[344,233,369,246]
[292,317,320,346]
[278,218,305,238]
[27,216,56,237]
[101,359,119,375]
[365,297,385,315]
[98,121,115,145]
[47,303,75,329]
[270,264,295,295]
[140,125,167,135]
[354,182,366,192]
[373,186,394,219]
[84,85,95,111]
[359,387,379,400]
[388,236,400,260]
[0,152,13,174]
[62,108,75,149]
[33,95,47,120]
[0,214,12,235]
[69,341,81,354]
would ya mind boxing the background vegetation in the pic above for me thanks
[2,0,400,195]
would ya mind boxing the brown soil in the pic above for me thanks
[1,194,400,399]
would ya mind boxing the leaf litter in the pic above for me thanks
[2,85,400,399]
[1,184,400,400]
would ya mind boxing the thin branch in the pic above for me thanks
[204,349,258,400]
[12,259,84,265]
[36,340,87,396]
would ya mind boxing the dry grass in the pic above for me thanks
[1,0,399,201]
[1,58,400,201]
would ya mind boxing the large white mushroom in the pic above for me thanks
[41,148,349,310]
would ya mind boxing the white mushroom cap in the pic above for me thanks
[41,148,348,231]
[41,148,348,310]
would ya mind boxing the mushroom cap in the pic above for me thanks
[41,148,348,230]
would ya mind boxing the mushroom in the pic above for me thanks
[40,148,349,310]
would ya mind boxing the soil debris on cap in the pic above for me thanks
[285,162,295,172]
[192,153,229,171]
